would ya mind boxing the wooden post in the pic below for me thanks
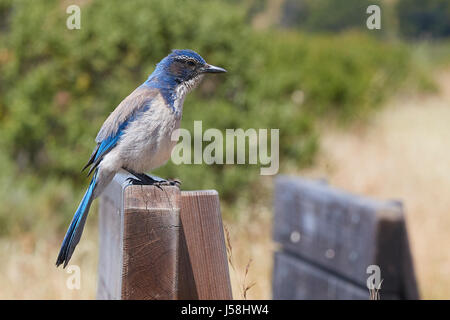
[97,173,232,300]
[272,175,419,300]
[179,191,233,299]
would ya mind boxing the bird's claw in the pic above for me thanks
[167,179,181,186]
[151,179,181,189]
[126,176,181,189]
[126,177,146,185]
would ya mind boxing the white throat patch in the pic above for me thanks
[173,74,204,115]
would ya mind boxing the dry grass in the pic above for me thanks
[369,279,383,300]
[224,224,257,299]
[0,230,98,299]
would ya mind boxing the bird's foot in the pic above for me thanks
[152,179,181,188]
[126,173,180,189]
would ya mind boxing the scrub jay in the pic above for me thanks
[56,49,226,267]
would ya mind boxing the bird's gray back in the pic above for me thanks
[95,86,159,143]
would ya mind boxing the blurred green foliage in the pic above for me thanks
[0,0,415,234]
[280,0,450,40]
[280,0,384,33]
[396,0,450,39]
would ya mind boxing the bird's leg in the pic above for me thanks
[124,169,157,185]
[124,169,180,188]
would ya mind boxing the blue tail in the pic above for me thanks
[56,170,98,268]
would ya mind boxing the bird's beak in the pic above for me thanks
[202,64,227,73]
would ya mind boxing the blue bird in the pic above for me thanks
[56,49,226,268]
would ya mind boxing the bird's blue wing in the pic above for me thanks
[85,122,127,175]
[83,86,158,174]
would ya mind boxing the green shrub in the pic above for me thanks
[0,0,413,234]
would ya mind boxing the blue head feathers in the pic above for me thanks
[169,49,207,65]
[146,49,226,88]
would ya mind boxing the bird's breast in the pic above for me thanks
[118,93,183,172]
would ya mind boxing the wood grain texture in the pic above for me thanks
[97,174,232,300]
[272,175,419,300]
[121,184,181,299]
[179,190,233,300]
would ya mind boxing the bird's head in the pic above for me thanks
[149,49,226,91]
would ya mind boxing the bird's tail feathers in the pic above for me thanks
[56,169,98,268]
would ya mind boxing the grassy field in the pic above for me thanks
[1,69,449,300]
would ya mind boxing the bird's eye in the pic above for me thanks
[186,60,196,68]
